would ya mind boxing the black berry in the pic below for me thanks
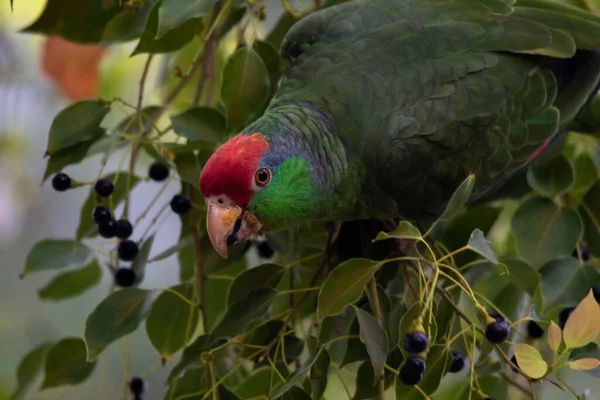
[403,356,426,375]
[51,173,71,191]
[573,245,590,262]
[98,219,117,239]
[115,268,137,288]
[116,219,133,239]
[257,240,274,258]
[403,332,429,354]
[449,351,466,373]
[559,307,575,330]
[526,320,544,339]
[93,206,112,225]
[170,194,191,214]
[399,366,422,386]
[94,179,114,197]
[510,355,520,372]
[148,162,170,182]
[129,377,146,396]
[118,240,139,261]
[485,314,510,344]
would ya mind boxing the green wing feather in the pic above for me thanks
[264,0,600,221]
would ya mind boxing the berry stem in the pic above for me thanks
[367,277,385,400]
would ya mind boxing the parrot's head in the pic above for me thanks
[199,132,317,258]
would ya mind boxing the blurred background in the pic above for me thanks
[1,1,600,399]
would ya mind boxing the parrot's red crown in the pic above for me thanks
[199,133,269,206]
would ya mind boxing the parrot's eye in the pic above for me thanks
[254,168,271,187]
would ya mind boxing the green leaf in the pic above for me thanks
[204,260,247,330]
[526,154,574,197]
[150,236,193,262]
[580,182,600,257]
[76,172,141,239]
[281,387,311,400]
[353,306,388,378]
[11,343,52,400]
[572,153,597,192]
[235,367,283,399]
[318,309,356,364]
[157,0,215,38]
[538,259,600,315]
[268,351,320,400]
[373,221,422,242]
[220,47,270,130]
[511,196,583,268]
[22,0,120,43]
[116,106,164,134]
[41,338,96,389]
[253,40,284,96]
[21,239,92,277]
[514,343,547,379]
[440,173,475,219]
[208,288,277,347]
[102,0,156,43]
[563,290,600,349]
[38,259,102,301]
[171,107,226,144]
[133,0,201,55]
[146,283,199,360]
[265,12,295,50]
[310,350,330,400]
[167,335,208,381]
[227,263,284,307]
[352,349,402,400]
[465,229,499,263]
[502,258,540,296]
[165,366,206,400]
[395,345,450,399]
[131,235,155,278]
[317,259,380,321]
[45,101,110,155]
[85,289,157,361]
[175,153,202,187]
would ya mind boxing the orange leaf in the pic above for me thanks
[569,358,600,371]
[42,37,105,100]
[514,343,548,379]
[547,321,561,353]
[563,290,600,349]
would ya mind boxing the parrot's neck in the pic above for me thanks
[242,102,361,220]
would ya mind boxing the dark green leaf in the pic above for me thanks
[11,343,52,400]
[511,196,582,268]
[41,338,96,389]
[580,182,600,257]
[146,283,199,359]
[133,0,201,55]
[317,259,380,321]
[23,0,120,43]
[235,367,283,399]
[21,239,92,277]
[265,12,295,50]
[282,387,311,400]
[116,106,164,134]
[572,153,598,192]
[157,0,214,38]
[167,335,208,381]
[85,288,157,361]
[44,101,110,155]
[38,259,102,301]
[395,345,450,399]
[171,107,226,144]
[220,47,270,129]
[76,172,141,239]
[373,221,421,242]
[207,288,277,347]
[253,40,284,96]
[354,307,387,378]
[501,258,540,296]
[466,229,499,263]
[102,0,157,43]
[440,174,475,219]
[352,350,400,400]
[526,154,574,197]
[175,153,202,187]
[310,350,330,400]
[204,260,247,329]
[165,366,206,400]
[318,308,355,364]
[227,263,284,307]
[131,234,155,278]
[268,351,320,400]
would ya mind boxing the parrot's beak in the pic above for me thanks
[205,196,261,258]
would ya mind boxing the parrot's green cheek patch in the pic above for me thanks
[248,156,317,230]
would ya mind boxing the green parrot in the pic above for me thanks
[199,0,600,258]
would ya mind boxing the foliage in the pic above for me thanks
[10,0,600,400]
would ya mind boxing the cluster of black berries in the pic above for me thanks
[129,377,146,400]
[399,329,429,385]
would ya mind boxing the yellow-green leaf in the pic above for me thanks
[569,358,600,371]
[440,173,475,219]
[514,343,548,379]
[564,290,600,349]
[372,221,421,242]
[548,321,562,353]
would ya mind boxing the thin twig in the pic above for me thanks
[137,55,154,114]
[367,277,385,400]
[188,187,208,331]
[500,371,534,399]
[193,36,217,106]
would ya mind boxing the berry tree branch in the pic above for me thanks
[188,186,209,332]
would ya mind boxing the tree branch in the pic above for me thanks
[188,186,208,331]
